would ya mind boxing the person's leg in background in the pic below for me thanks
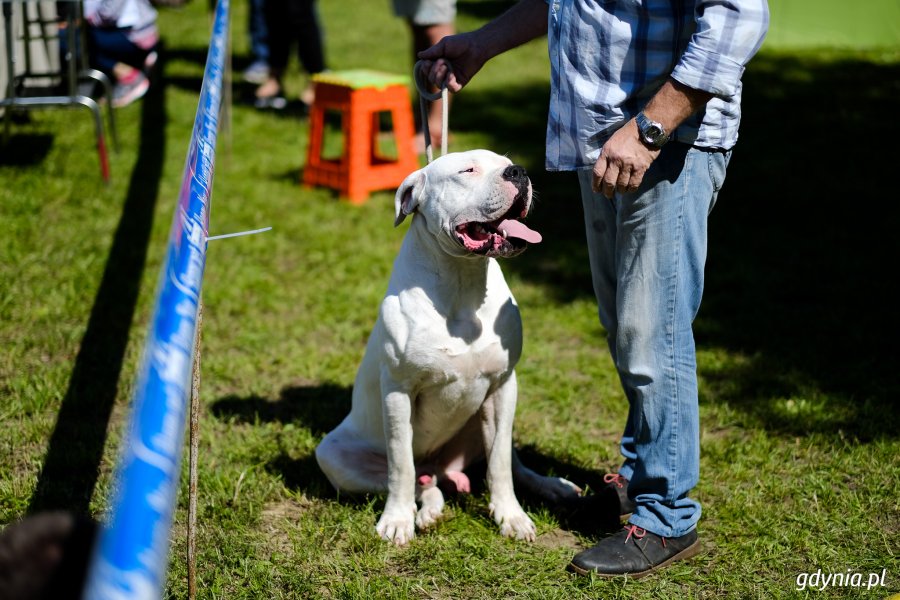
[291,0,325,106]
[256,0,325,110]
[409,19,453,150]
[393,0,455,151]
[85,27,141,74]
[85,27,155,107]
[243,0,270,84]
[256,0,288,108]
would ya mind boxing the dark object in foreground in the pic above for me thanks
[0,512,97,599]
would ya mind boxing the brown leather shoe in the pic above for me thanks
[569,524,700,578]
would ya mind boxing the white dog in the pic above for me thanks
[315,150,580,545]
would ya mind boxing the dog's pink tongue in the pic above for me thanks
[499,219,542,244]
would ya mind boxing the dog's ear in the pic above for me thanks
[394,170,426,227]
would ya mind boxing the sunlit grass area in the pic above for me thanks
[1,0,898,597]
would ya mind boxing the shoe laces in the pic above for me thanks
[623,524,666,547]
[623,524,646,544]
[603,473,627,488]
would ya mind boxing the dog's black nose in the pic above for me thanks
[502,164,528,183]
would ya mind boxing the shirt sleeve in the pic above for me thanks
[670,0,770,99]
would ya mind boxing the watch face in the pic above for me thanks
[637,113,667,146]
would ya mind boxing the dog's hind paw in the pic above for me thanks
[489,502,536,542]
[415,504,444,529]
[415,484,445,529]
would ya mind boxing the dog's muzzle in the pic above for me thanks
[454,165,542,258]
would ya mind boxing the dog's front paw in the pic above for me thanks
[376,505,416,546]
[489,502,536,542]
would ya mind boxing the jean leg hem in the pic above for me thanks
[628,512,700,539]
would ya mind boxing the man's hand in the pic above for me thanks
[592,119,660,198]
[417,32,488,93]
[417,0,549,93]
[593,78,713,198]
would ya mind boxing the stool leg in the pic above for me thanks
[370,110,382,163]
[345,99,373,203]
[391,103,419,174]
[303,103,326,184]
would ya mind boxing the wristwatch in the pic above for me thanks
[635,111,669,148]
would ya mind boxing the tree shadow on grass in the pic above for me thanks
[211,383,351,437]
[27,58,168,516]
[146,48,207,95]
[164,47,314,118]
[210,384,351,499]
[695,54,900,440]
[449,54,900,440]
[162,48,268,78]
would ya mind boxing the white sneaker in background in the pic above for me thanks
[243,60,269,85]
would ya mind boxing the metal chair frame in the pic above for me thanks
[1,0,117,181]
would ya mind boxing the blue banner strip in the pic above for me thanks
[83,0,229,597]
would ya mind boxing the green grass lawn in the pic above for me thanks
[764,0,900,50]
[1,0,899,598]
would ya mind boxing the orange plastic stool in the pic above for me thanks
[303,70,420,204]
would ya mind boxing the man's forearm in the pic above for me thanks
[477,0,548,61]
[642,78,713,134]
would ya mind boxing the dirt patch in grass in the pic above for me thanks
[260,497,315,522]
[535,528,582,552]
[262,497,314,517]
[258,497,316,556]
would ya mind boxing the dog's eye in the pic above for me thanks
[458,167,475,174]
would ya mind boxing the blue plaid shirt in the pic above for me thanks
[546,0,769,170]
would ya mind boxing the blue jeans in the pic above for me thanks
[249,0,269,63]
[577,142,731,538]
